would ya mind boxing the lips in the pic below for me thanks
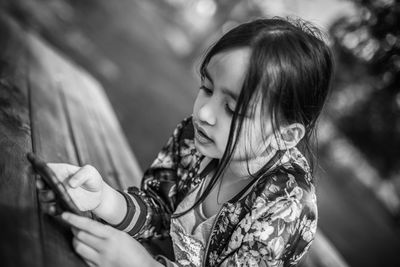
[194,122,213,144]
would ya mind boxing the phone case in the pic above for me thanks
[27,152,85,216]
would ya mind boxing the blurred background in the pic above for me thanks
[1,0,399,266]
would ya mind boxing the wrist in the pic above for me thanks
[93,182,127,225]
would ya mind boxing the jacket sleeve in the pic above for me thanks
[112,117,195,240]
[219,188,317,267]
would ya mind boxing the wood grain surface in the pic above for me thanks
[0,14,43,267]
[0,13,142,267]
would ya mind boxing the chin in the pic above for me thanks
[194,140,222,159]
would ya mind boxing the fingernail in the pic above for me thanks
[61,213,69,220]
[49,206,56,215]
[69,179,77,188]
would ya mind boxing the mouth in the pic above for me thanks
[194,122,213,144]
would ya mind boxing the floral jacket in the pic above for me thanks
[115,117,318,267]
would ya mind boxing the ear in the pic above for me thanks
[270,123,305,150]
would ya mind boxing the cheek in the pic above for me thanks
[213,118,231,151]
[236,121,265,155]
[193,93,202,115]
[220,124,230,146]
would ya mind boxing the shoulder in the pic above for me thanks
[145,116,198,171]
[170,116,203,172]
[171,116,194,140]
[251,149,318,224]
[220,150,317,266]
[166,116,197,153]
[246,167,317,263]
[159,116,196,154]
[253,168,317,218]
[256,148,315,205]
[172,116,201,158]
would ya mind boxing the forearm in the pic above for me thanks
[92,181,127,225]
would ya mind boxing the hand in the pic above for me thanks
[61,212,162,267]
[36,164,104,214]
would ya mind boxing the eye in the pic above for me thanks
[225,103,235,115]
[200,85,213,96]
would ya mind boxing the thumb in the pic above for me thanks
[68,165,99,189]
[47,163,80,182]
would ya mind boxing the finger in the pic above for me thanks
[36,177,45,190]
[62,212,112,238]
[85,260,97,267]
[68,165,97,189]
[40,202,57,215]
[38,189,55,203]
[47,163,80,182]
[40,202,64,216]
[73,237,99,266]
[72,227,104,251]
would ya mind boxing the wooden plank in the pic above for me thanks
[27,33,117,187]
[60,71,121,189]
[61,74,119,188]
[0,15,43,267]
[55,60,143,188]
[73,70,143,188]
[27,30,122,190]
[27,29,142,190]
[26,21,142,265]
[26,32,86,267]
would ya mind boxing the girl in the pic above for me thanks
[37,17,333,267]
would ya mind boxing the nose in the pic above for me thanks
[198,102,216,126]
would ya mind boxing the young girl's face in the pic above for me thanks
[193,48,273,161]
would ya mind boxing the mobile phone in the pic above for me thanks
[27,152,85,216]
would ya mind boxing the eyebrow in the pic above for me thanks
[204,68,238,101]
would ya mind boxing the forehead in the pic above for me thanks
[206,48,251,94]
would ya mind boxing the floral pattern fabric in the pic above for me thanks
[169,178,217,267]
[125,117,318,267]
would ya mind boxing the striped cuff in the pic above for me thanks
[112,190,146,235]
[155,255,179,267]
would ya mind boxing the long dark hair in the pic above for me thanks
[173,17,333,218]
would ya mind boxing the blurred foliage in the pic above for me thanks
[151,0,267,64]
[329,0,400,178]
